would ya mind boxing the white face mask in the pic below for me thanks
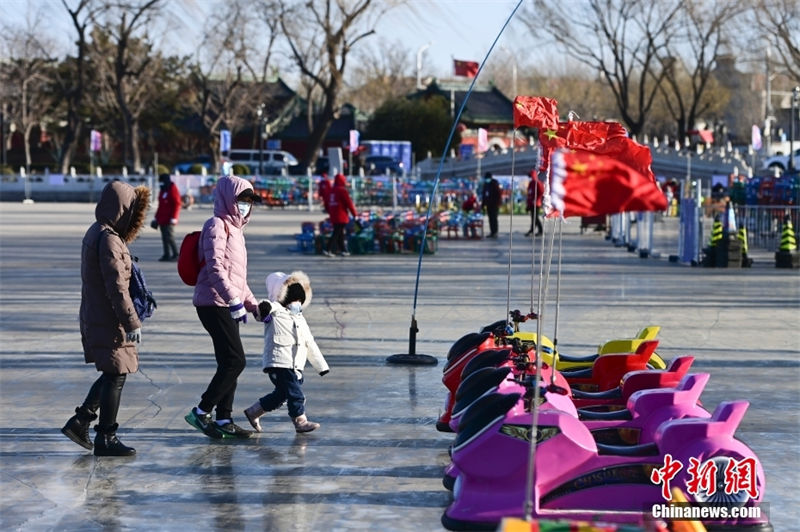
[237,201,252,218]
[288,301,302,315]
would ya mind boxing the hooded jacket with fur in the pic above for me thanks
[193,176,258,311]
[261,271,328,378]
[80,180,150,374]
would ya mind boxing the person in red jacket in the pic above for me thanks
[324,173,357,257]
[525,170,544,236]
[153,174,182,261]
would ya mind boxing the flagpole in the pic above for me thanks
[504,130,519,329]
[525,204,556,521]
[550,218,564,389]
[386,0,524,366]
[531,145,541,316]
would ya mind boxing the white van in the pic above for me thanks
[228,149,299,174]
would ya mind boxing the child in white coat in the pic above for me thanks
[244,271,329,433]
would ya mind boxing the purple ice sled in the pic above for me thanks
[442,390,769,531]
[444,373,709,489]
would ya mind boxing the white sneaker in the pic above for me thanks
[322,250,333,257]
[340,251,351,257]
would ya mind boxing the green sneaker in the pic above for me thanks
[185,408,222,439]
[214,421,254,439]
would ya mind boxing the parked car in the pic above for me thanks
[173,155,213,174]
[762,148,800,175]
[228,149,298,175]
[364,155,403,176]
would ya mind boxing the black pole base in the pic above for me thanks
[386,353,438,366]
[385,317,439,365]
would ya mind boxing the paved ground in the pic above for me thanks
[1,201,798,531]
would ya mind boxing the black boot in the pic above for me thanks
[61,406,97,450]
[94,423,136,457]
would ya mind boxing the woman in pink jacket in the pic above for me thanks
[184,175,262,439]
[324,173,357,257]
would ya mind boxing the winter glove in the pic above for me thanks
[254,300,272,322]
[169,218,178,225]
[126,328,142,344]
[319,369,329,377]
[150,219,159,229]
[228,298,247,323]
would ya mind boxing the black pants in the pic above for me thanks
[82,372,127,430]
[529,207,543,235]
[258,368,306,418]
[196,306,247,420]
[328,223,347,254]
[486,206,499,236]
[159,224,178,258]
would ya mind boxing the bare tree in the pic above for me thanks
[187,0,277,171]
[278,0,383,170]
[49,0,102,174]
[90,0,162,172]
[657,0,745,142]
[523,0,683,137]
[753,0,800,80]
[0,11,57,173]
[344,38,416,114]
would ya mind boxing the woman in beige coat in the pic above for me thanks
[61,180,150,456]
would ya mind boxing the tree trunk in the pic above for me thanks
[302,84,339,171]
[131,119,141,173]
[24,123,33,173]
[59,119,81,175]
[676,117,688,145]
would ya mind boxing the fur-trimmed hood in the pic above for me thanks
[95,180,151,243]
[266,270,312,309]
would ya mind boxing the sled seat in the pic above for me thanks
[596,441,659,457]
[461,348,514,379]
[571,387,623,400]
[578,408,632,421]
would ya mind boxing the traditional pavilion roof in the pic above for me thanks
[408,79,514,127]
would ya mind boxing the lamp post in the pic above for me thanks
[416,42,432,90]
[257,104,264,175]
[791,86,799,172]
[500,45,518,97]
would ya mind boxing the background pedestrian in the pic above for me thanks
[481,171,501,238]
[152,173,182,261]
[324,173,357,257]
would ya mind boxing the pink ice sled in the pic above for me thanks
[442,393,769,531]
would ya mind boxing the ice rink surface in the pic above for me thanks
[1,202,797,531]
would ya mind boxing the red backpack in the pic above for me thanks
[177,231,204,286]
[178,222,229,286]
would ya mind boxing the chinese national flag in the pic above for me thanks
[549,148,667,218]
[454,59,479,78]
[538,121,654,182]
[513,96,559,131]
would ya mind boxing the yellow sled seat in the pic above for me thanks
[597,326,666,369]
[507,332,559,368]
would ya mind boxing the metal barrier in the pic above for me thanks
[733,205,799,251]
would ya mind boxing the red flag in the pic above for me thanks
[513,96,559,131]
[454,59,479,78]
[549,148,667,218]
[538,121,654,182]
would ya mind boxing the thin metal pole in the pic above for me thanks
[550,218,563,388]
[505,130,518,324]
[524,217,556,521]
